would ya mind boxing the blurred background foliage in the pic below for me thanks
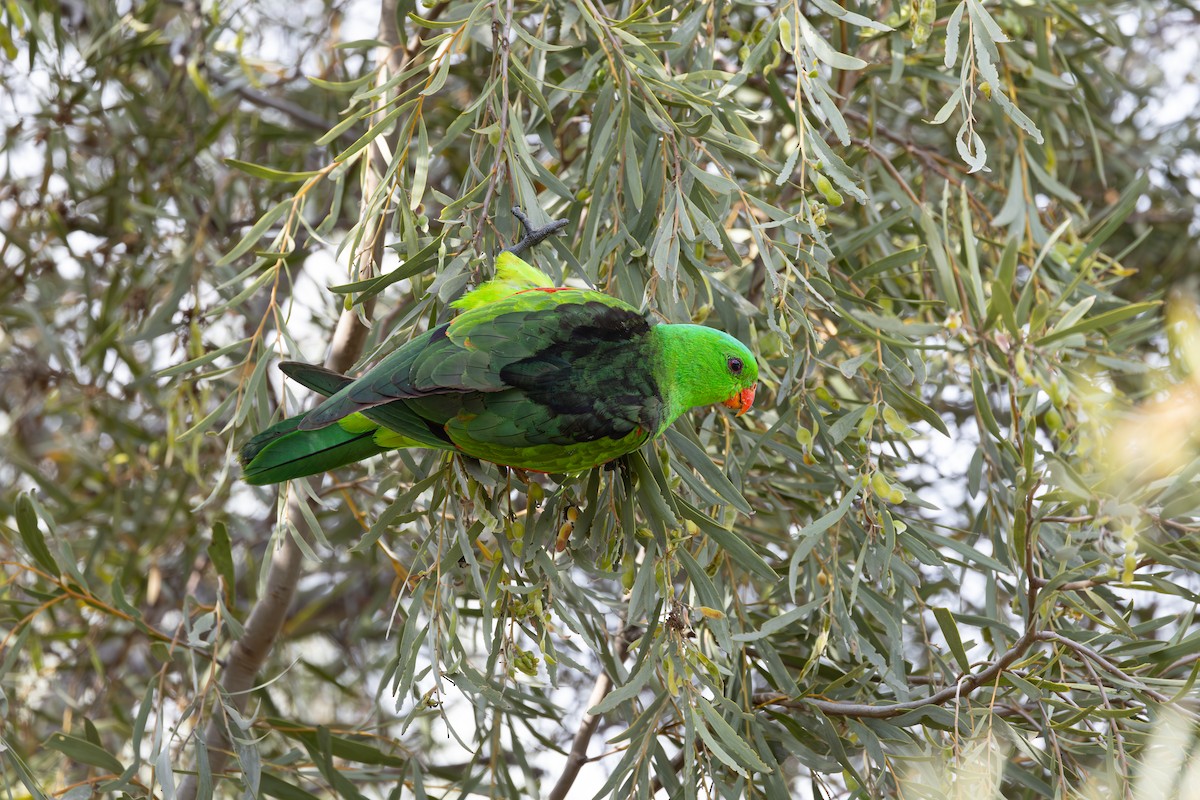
[3,0,1200,797]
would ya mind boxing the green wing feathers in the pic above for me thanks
[296,290,635,432]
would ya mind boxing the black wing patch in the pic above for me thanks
[497,303,664,443]
[297,298,664,446]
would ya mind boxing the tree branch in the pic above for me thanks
[1030,557,1156,591]
[547,627,633,800]
[753,625,1194,721]
[208,71,341,136]
[178,2,406,796]
[1036,631,1173,705]
[754,624,1041,719]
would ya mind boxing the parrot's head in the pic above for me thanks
[662,325,758,418]
[654,323,759,422]
[717,343,758,417]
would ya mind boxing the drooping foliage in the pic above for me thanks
[4,0,1200,797]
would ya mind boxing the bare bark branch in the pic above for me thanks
[179,296,375,799]
[753,624,1041,719]
[177,2,407,796]
[547,628,633,800]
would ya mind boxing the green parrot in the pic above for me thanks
[240,253,758,484]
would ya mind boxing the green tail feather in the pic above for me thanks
[239,413,389,485]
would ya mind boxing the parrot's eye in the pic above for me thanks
[727,356,744,375]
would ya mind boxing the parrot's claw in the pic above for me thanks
[503,206,569,256]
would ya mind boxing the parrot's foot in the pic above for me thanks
[503,206,569,256]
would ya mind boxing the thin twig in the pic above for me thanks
[209,72,342,136]
[1076,646,1133,794]
[473,0,516,253]
[1024,480,1040,620]
[1151,514,1200,534]
[752,625,1191,721]
[1036,631,1173,705]
[852,137,921,206]
[756,484,1046,720]
[1030,557,1156,591]
[754,624,1040,718]
[1162,652,1200,677]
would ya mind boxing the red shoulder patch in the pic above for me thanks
[515,287,573,294]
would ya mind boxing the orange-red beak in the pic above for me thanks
[722,385,756,417]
